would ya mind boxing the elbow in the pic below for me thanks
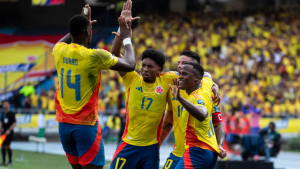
[198,111,208,122]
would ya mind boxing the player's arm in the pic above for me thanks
[57,4,97,44]
[204,72,221,105]
[109,16,136,72]
[212,104,226,158]
[170,78,208,122]
[111,0,139,76]
[159,95,174,146]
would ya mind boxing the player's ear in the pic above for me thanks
[157,67,162,76]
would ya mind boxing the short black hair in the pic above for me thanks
[142,49,165,70]
[69,14,90,37]
[183,62,204,78]
[269,122,276,128]
[180,50,200,64]
[2,100,9,104]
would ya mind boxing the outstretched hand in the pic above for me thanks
[112,16,132,40]
[81,4,97,25]
[121,0,140,23]
[169,78,180,100]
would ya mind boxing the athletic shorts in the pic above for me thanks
[175,146,218,169]
[110,140,159,169]
[59,122,105,166]
[163,153,182,169]
[2,133,13,146]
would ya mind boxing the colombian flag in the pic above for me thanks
[0,134,7,147]
[32,0,65,6]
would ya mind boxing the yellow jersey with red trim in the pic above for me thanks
[121,71,177,146]
[181,77,220,154]
[52,42,118,126]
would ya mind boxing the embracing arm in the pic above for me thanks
[159,110,174,146]
[204,72,220,104]
[213,122,225,146]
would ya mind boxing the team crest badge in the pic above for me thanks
[155,86,164,95]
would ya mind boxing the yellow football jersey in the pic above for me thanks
[121,71,177,146]
[53,42,118,125]
[181,77,220,154]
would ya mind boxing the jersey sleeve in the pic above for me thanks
[190,91,210,110]
[90,49,118,70]
[201,77,214,94]
[52,42,67,56]
[121,71,140,88]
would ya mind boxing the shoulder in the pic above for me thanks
[159,71,179,78]
[53,42,68,51]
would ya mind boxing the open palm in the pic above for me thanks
[121,0,140,23]
[169,78,180,100]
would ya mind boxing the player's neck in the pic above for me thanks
[186,83,201,95]
[72,37,88,47]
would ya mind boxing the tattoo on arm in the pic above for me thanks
[213,122,225,146]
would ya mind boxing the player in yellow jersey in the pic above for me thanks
[160,51,226,169]
[52,4,136,169]
[170,62,220,169]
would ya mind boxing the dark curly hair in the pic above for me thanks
[142,49,165,70]
[180,50,200,64]
[183,62,204,78]
[69,15,90,37]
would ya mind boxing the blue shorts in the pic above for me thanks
[110,140,159,169]
[175,146,217,169]
[163,153,182,169]
[59,122,105,166]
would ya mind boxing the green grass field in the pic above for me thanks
[4,150,163,169]
[1,150,112,169]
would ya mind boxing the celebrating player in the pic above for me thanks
[52,4,136,169]
[160,51,226,169]
[170,63,220,169]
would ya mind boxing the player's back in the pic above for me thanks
[52,42,118,126]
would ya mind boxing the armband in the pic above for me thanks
[212,112,222,123]
[123,38,132,46]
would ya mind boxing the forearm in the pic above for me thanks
[213,122,225,146]
[123,44,136,68]
[204,72,212,79]
[159,110,173,146]
[178,96,207,122]
[58,33,72,44]
[7,122,16,132]
[111,35,122,57]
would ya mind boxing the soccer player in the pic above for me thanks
[52,5,136,169]
[160,51,226,169]
[170,63,220,169]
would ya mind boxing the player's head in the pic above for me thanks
[141,49,165,83]
[3,100,10,111]
[178,62,204,90]
[177,50,200,72]
[69,15,92,46]
[269,122,275,131]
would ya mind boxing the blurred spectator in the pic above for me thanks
[102,122,110,142]
[30,93,39,109]
[107,83,119,114]
[23,97,31,114]
[37,109,45,138]
[19,83,35,97]
[47,95,55,114]
[226,110,239,159]
[249,101,262,135]
[259,122,281,161]
[118,108,126,144]
[12,91,21,110]
[40,89,48,110]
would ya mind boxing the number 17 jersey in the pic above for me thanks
[121,71,177,146]
[52,42,118,126]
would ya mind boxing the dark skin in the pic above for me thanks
[58,4,136,73]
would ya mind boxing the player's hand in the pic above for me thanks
[212,83,221,105]
[218,145,227,159]
[81,4,97,25]
[112,16,132,40]
[119,54,124,58]
[169,78,180,100]
[5,130,10,135]
[121,0,140,23]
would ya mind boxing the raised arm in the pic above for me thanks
[109,16,136,72]
[111,0,140,76]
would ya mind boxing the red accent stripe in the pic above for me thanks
[183,148,193,169]
[122,87,131,140]
[111,141,127,163]
[79,123,102,166]
[157,113,165,143]
[65,152,79,165]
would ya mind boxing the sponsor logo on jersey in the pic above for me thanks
[136,86,143,92]
[197,99,205,106]
[155,86,164,95]
[213,105,220,112]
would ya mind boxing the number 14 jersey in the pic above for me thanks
[121,71,177,146]
[52,42,118,126]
